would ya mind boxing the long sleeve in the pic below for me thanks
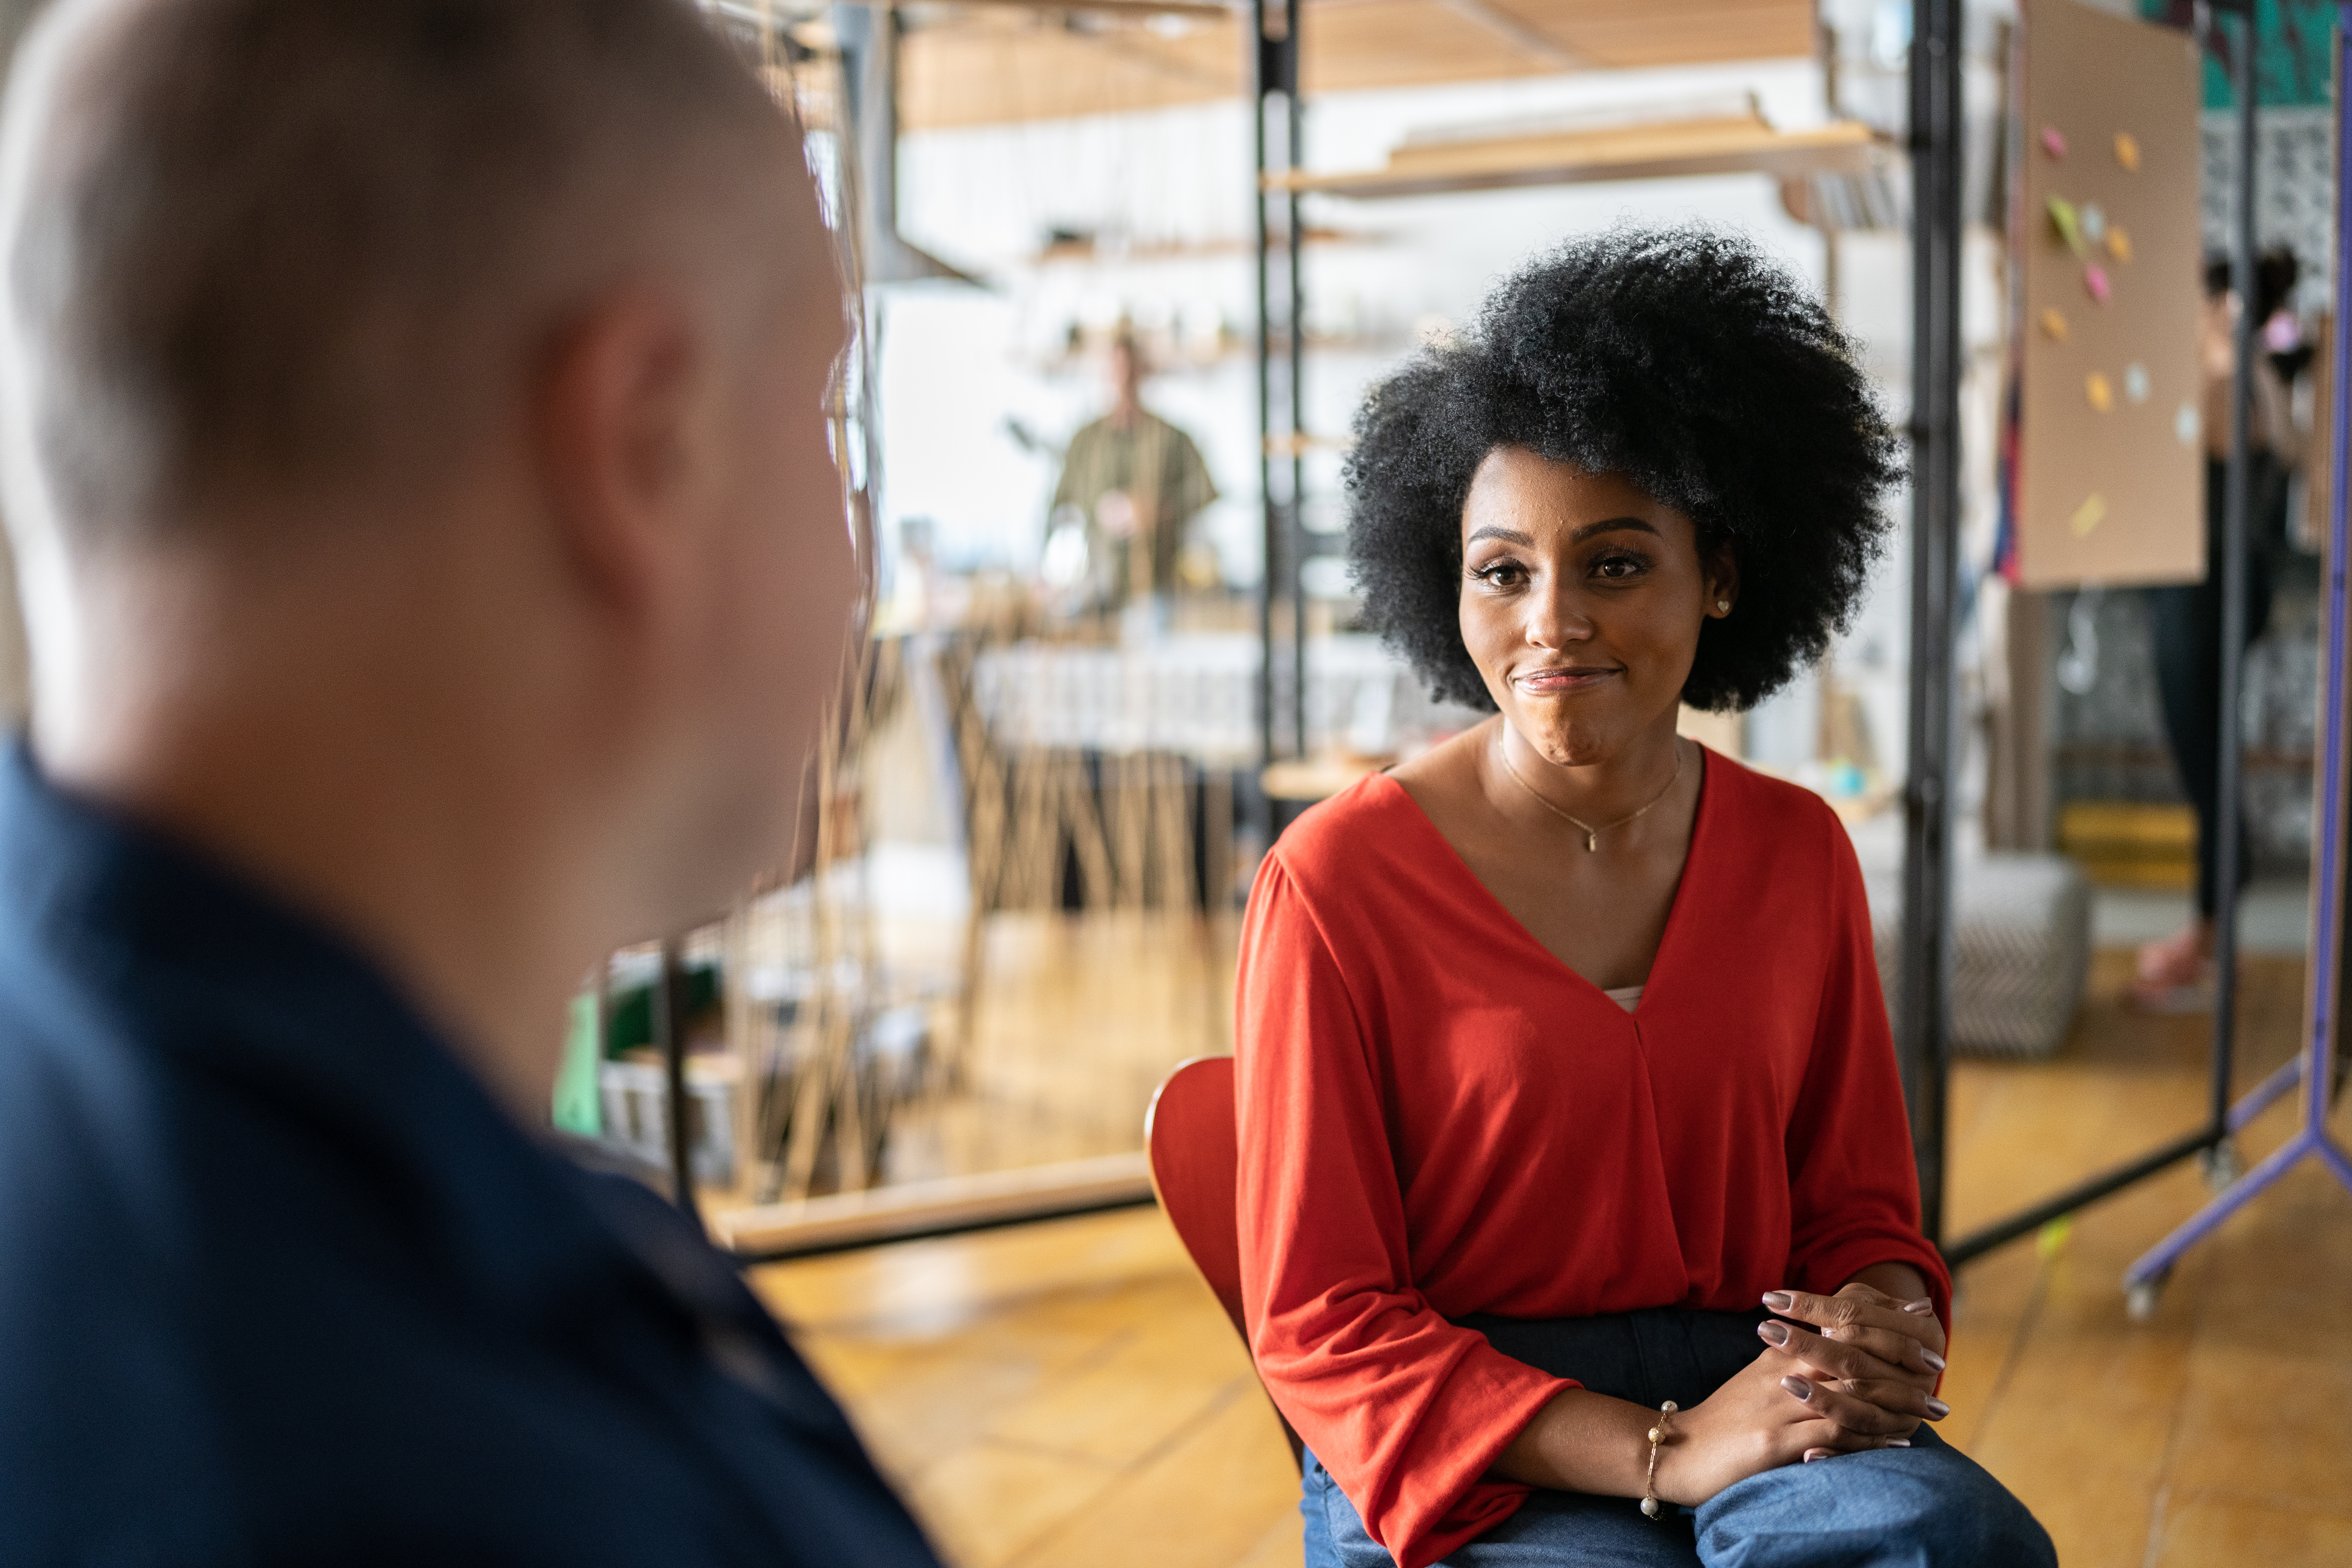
[1233,855,1570,1568]
[1780,819,1954,1330]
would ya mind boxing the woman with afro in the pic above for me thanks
[1232,229,2051,1568]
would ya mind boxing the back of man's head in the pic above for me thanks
[0,0,855,1066]
[0,0,786,547]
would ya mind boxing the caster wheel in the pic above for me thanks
[2125,1276,2165,1323]
[2201,1140,2241,1190]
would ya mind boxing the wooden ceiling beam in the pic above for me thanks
[895,0,1815,130]
[1424,0,1582,70]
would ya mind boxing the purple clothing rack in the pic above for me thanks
[2120,6,2352,1307]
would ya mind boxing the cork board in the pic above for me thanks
[2013,0,2205,589]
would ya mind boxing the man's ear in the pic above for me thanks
[531,285,701,620]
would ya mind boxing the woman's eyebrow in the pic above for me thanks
[1466,516,1661,547]
[1570,516,1661,543]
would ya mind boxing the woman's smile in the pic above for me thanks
[1513,663,1621,697]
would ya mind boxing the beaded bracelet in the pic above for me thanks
[1640,1400,1678,1519]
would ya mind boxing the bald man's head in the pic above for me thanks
[0,0,807,546]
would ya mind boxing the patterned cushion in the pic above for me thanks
[1865,854,2095,1059]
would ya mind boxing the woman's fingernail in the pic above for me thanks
[1903,1299,1936,1315]
[1920,1349,1947,1372]
[1762,1291,1796,1311]
[1803,1448,1834,1463]
[1758,1320,1791,1347]
[1781,1375,1813,1402]
[1925,1398,1950,1419]
[1885,1439,1912,1448]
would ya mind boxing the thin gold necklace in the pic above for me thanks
[1497,736,1683,852]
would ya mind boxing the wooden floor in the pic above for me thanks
[874,910,1238,1184]
[1937,952,2352,1566]
[750,940,2352,1568]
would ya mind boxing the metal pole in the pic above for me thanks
[1253,0,1276,777]
[657,937,701,1227]
[1285,0,1307,761]
[1898,0,1964,1245]
[2207,0,2258,1155]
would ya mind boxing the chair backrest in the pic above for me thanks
[1145,1055,1303,1471]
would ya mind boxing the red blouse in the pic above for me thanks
[1233,752,1949,1568]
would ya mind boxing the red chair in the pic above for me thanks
[1145,1055,1305,1473]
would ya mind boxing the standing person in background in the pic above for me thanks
[1049,329,1217,627]
[2136,249,2305,1008]
[0,1,941,1563]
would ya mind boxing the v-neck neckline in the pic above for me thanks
[1367,745,1719,1017]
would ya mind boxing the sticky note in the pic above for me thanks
[2086,372,2114,412]
[2107,226,2133,264]
[2115,132,2141,170]
[2175,402,2200,446]
[2124,363,2150,403]
[2080,203,2107,243]
[2048,197,2085,255]
[2070,493,2108,536]
[2085,263,2111,303]
[2040,307,2070,341]
[2041,126,2068,159]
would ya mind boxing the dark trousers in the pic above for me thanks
[1299,1307,2053,1568]
[2144,455,2282,918]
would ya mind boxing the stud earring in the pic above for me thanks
[1716,599,1731,613]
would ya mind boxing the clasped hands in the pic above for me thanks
[1654,1283,1949,1506]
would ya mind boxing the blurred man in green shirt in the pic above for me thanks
[1050,333,1217,618]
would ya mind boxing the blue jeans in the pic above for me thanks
[1299,1308,2053,1568]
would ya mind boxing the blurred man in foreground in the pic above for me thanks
[0,1,940,1562]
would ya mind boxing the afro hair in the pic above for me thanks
[1343,225,1901,713]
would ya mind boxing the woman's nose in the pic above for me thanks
[1523,572,1593,648]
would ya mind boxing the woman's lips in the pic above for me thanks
[1514,666,1620,695]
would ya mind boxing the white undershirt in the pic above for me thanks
[1604,985,1643,1014]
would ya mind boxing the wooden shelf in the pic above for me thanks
[1261,753,1386,803]
[714,1151,1155,1258]
[1025,226,1381,267]
[1270,116,1887,200]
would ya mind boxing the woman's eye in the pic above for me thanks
[1592,554,1648,580]
[1470,561,1526,587]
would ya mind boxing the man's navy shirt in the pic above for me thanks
[0,746,943,1566]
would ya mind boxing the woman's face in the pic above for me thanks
[1459,445,1735,766]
